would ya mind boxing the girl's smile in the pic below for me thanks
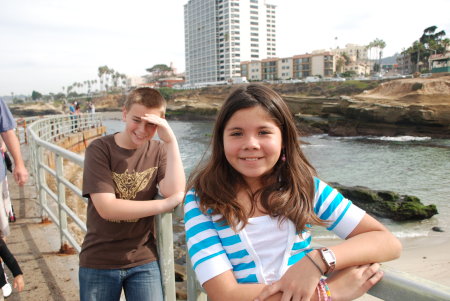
[223,106,282,188]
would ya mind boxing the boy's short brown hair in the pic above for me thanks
[124,87,166,111]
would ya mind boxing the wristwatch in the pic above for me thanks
[319,248,336,274]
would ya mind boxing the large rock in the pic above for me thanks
[330,182,438,221]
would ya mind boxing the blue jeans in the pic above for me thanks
[79,261,164,301]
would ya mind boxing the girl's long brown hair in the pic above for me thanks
[187,84,326,233]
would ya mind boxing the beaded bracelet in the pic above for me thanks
[316,285,322,301]
[320,279,332,301]
[318,280,327,301]
[305,253,325,276]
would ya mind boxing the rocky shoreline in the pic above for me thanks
[171,76,450,138]
[9,76,450,138]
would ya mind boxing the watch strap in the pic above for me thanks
[319,247,336,274]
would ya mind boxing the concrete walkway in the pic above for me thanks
[5,145,79,301]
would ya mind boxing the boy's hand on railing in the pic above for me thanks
[164,192,185,212]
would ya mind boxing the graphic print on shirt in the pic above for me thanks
[108,167,157,223]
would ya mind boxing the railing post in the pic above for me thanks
[368,266,450,301]
[36,146,48,222]
[156,211,176,301]
[24,119,28,144]
[55,154,71,252]
[186,255,207,301]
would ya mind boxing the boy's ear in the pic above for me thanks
[122,107,127,121]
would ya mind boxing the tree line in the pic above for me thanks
[401,25,449,73]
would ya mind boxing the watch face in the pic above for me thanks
[323,250,336,263]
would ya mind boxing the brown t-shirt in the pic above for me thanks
[79,134,166,269]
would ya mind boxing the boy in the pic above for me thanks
[79,88,185,301]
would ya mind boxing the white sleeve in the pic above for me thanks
[184,190,233,285]
[313,178,366,239]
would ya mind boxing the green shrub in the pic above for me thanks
[411,83,423,91]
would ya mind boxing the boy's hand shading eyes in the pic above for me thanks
[141,114,176,144]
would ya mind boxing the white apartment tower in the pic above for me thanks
[184,0,276,85]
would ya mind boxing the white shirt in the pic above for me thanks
[243,215,289,283]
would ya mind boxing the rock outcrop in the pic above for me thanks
[11,75,450,138]
[330,182,438,221]
[291,76,450,138]
[9,102,64,116]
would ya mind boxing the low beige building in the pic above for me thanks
[241,52,338,80]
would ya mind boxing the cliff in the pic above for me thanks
[320,76,450,137]
[9,75,450,138]
[167,76,450,137]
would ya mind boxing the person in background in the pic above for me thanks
[69,101,77,131]
[0,138,13,237]
[0,98,28,298]
[0,99,28,187]
[79,87,185,301]
[87,101,95,114]
[74,103,81,131]
[184,84,401,301]
[0,238,24,300]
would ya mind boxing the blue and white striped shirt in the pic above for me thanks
[184,178,365,285]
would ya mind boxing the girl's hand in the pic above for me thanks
[326,263,383,301]
[141,114,176,144]
[14,274,24,292]
[255,254,322,301]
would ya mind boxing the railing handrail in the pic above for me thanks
[25,113,450,301]
[27,113,101,253]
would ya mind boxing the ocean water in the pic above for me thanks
[103,119,450,239]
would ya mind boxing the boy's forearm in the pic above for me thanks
[91,192,184,220]
[159,140,186,196]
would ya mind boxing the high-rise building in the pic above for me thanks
[184,0,276,85]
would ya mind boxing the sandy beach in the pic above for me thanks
[383,234,450,286]
[316,232,450,300]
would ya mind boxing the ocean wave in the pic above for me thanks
[301,144,327,148]
[313,231,429,240]
[368,136,432,142]
[331,135,432,142]
[392,231,429,238]
[313,234,339,239]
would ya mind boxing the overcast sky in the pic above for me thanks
[1,0,449,96]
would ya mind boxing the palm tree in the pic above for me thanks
[375,39,386,72]
[98,65,109,92]
[120,74,127,90]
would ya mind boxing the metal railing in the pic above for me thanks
[27,114,104,252]
[25,113,450,301]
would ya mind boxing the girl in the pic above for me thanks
[184,84,401,301]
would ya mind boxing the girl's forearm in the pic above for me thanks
[328,230,401,270]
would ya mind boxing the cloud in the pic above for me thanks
[1,0,449,95]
